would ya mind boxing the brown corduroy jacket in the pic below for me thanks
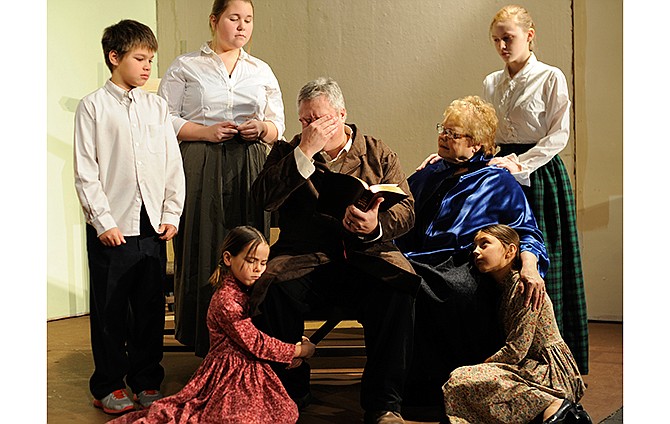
[249,124,420,313]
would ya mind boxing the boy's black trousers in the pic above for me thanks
[86,207,166,400]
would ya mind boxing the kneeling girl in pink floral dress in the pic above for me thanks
[110,225,315,424]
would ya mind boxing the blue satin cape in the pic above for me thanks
[396,152,549,277]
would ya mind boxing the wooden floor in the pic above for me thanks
[47,317,622,423]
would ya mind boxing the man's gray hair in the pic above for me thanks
[297,77,346,111]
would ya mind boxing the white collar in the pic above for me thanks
[320,125,353,163]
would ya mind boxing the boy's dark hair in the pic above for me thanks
[101,19,158,73]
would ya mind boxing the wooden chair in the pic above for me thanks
[306,314,366,358]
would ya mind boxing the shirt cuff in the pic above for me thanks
[91,212,118,237]
[504,154,531,187]
[294,147,315,179]
[160,212,181,230]
[173,117,189,140]
[358,223,383,243]
[511,171,531,187]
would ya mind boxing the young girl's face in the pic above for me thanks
[490,19,533,67]
[224,241,269,287]
[472,232,515,275]
[210,0,254,52]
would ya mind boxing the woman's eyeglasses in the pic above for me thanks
[436,123,470,140]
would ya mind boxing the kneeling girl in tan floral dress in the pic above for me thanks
[443,224,591,424]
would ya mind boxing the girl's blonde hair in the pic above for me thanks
[489,4,536,51]
[209,225,268,290]
[476,224,521,270]
[443,95,498,156]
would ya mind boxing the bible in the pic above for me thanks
[316,172,409,220]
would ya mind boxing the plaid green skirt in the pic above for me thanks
[499,145,589,375]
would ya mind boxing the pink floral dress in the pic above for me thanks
[109,275,298,424]
[443,271,586,423]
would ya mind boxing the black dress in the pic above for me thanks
[173,139,270,357]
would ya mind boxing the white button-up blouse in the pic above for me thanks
[482,53,571,186]
[157,43,285,142]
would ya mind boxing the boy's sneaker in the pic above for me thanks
[93,389,135,415]
[134,390,163,409]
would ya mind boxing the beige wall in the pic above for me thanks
[159,0,574,176]
[47,0,623,322]
[574,0,623,321]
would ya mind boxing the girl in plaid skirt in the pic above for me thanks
[483,4,589,374]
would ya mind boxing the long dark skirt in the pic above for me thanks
[402,257,504,408]
[499,145,589,374]
[173,139,270,357]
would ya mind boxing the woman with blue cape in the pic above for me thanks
[395,95,549,411]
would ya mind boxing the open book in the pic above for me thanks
[316,172,409,220]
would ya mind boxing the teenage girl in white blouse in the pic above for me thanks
[157,0,285,357]
[483,4,589,375]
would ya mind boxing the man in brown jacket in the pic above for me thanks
[250,77,419,424]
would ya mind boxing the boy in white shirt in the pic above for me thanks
[73,19,185,416]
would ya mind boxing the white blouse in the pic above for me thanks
[482,53,571,186]
[158,42,285,141]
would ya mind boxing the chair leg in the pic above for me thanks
[309,319,341,344]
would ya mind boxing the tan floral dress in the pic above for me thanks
[443,271,586,423]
